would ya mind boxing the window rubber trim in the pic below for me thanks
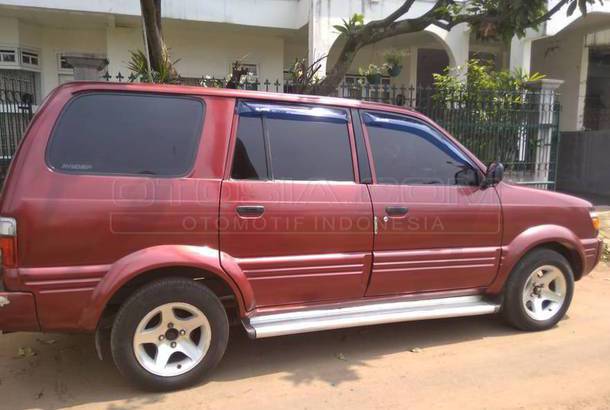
[350,108,372,184]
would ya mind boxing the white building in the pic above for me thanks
[0,0,609,132]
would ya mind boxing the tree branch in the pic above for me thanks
[311,0,449,95]
[363,0,450,45]
[531,0,570,26]
[309,0,578,96]
[367,0,417,29]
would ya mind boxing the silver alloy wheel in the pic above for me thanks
[522,265,567,321]
[133,302,212,377]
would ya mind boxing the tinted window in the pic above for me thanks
[232,102,354,182]
[231,116,268,179]
[364,112,478,185]
[266,117,353,181]
[48,93,204,176]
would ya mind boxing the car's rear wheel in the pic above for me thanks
[502,248,574,331]
[110,278,229,391]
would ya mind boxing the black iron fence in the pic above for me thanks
[0,72,559,189]
[0,76,34,183]
[403,87,561,189]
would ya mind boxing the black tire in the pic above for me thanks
[110,278,229,391]
[502,248,574,331]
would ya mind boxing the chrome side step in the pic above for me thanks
[244,295,500,338]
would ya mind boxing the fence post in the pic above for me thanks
[529,79,563,187]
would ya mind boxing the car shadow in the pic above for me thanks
[216,314,523,386]
[0,314,525,410]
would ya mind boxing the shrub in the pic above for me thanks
[127,49,180,84]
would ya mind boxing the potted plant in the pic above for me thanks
[359,64,383,84]
[383,49,407,77]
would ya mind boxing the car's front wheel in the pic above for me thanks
[502,248,574,331]
[110,278,229,391]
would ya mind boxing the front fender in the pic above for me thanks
[487,224,585,294]
[79,245,255,330]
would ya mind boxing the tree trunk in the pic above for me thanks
[310,38,362,96]
[140,0,167,73]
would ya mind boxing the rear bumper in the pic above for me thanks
[0,291,40,332]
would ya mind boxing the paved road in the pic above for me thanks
[1,262,609,410]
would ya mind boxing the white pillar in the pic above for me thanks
[408,47,418,88]
[445,24,470,80]
[531,79,564,184]
[308,0,340,77]
[509,36,533,73]
[575,44,589,131]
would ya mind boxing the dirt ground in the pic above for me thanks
[0,260,608,410]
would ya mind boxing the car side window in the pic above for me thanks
[363,111,479,186]
[231,116,268,180]
[47,92,204,177]
[231,101,354,182]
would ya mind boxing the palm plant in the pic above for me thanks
[127,49,180,84]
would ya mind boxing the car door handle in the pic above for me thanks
[236,205,265,217]
[385,206,409,217]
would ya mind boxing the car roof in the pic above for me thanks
[55,81,420,116]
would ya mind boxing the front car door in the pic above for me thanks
[361,110,502,296]
[219,101,373,307]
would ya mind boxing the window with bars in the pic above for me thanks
[21,51,39,67]
[59,55,74,71]
[0,49,17,65]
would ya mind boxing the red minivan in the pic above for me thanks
[0,82,603,390]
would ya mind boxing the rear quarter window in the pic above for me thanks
[46,92,204,177]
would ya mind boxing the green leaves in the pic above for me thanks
[466,0,547,42]
[127,49,179,84]
[333,13,365,37]
[433,59,546,101]
[459,0,602,42]
[287,57,325,93]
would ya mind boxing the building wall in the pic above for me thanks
[283,38,307,70]
[67,23,287,94]
[38,26,107,96]
[163,24,285,83]
[531,31,588,132]
[106,26,142,82]
[0,16,19,44]
[0,0,309,30]
[107,23,287,84]
[2,17,288,97]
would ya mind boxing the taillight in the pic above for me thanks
[0,217,17,268]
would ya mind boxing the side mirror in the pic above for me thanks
[481,162,504,188]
